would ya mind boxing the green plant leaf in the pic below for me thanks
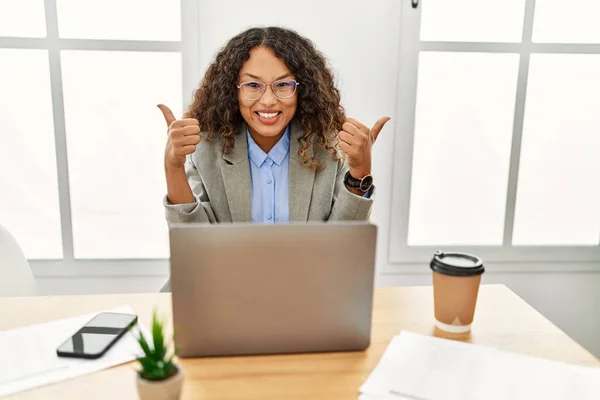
[164,359,175,376]
[135,306,176,381]
[152,309,167,361]
[137,357,156,372]
[136,327,153,357]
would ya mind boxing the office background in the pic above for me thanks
[1,0,599,358]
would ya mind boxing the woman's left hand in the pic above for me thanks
[338,116,391,179]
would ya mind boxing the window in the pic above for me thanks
[0,48,61,259]
[389,0,600,265]
[0,0,199,265]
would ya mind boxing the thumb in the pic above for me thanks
[157,104,176,128]
[371,116,391,142]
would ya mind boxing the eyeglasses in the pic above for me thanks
[237,79,300,100]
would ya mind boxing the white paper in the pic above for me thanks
[360,331,600,400]
[0,306,148,398]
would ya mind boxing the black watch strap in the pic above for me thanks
[344,171,374,193]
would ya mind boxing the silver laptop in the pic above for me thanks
[168,222,377,357]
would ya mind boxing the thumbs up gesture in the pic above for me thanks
[338,116,391,179]
[158,104,201,170]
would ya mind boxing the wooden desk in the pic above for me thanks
[1,285,598,399]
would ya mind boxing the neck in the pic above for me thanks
[249,128,286,153]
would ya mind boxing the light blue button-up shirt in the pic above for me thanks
[247,126,291,223]
[247,124,372,223]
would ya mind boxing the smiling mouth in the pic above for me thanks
[255,111,281,119]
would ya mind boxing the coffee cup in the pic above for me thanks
[430,251,485,333]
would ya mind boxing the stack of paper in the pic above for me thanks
[359,331,600,400]
[0,306,148,398]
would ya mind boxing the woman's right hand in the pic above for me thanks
[158,104,201,170]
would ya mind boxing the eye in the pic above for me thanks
[275,81,291,88]
[246,82,261,88]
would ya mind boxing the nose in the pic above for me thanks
[259,84,277,107]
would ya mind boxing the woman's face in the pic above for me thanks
[237,46,298,140]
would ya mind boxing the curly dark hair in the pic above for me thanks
[185,26,346,170]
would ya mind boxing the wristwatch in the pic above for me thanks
[344,171,374,193]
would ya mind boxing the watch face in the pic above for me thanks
[360,175,373,192]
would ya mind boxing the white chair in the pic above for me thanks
[0,224,36,297]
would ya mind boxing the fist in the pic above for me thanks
[338,116,390,178]
[158,104,201,170]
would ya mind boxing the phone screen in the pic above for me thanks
[56,312,137,358]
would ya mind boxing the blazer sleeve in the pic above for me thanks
[328,159,374,221]
[163,157,218,224]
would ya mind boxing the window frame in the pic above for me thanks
[387,0,600,268]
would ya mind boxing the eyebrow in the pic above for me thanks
[241,72,293,81]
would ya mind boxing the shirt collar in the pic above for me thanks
[247,125,291,167]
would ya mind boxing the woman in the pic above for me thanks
[160,26,389,224]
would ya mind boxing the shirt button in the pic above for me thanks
[265,157,271,163]
[266,179,272,184]
[267,213,273,220]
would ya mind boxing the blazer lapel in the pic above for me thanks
[221,124,252,222]
[288,120,316,221]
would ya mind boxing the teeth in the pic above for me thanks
[258,112,278,119]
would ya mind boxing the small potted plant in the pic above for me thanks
[135,309,184,400]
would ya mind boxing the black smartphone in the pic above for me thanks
[56,312,138,359]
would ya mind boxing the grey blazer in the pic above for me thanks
[163,120,373,224]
